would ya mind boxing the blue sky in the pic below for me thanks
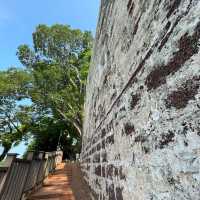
[0,0,100,70]
[0,0,100,156]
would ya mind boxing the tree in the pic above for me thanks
[0,68,32,160]
[26,116,81,159]
[0,24,92,160]
[17,24,93,136]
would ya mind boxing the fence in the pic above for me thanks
[0,150,63,200]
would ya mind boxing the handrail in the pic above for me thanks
[0,150,63,200]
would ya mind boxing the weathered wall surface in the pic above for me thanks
[81,0,200,199]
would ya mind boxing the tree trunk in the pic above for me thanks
[56,108,83,136]
[72,121,82,136]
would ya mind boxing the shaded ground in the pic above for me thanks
[70,163,92,200]
[28,163,91,200]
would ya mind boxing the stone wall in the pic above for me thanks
[81,0,200,199]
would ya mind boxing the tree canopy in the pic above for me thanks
[0,68,32,160]
[0,24,93,160]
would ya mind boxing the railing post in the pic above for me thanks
[52,151,57,172]
[21,151,34,200]
[3,153,18,167]
[35,151,45,187]
[26,151,34,161]
[38,151,44,160]
[0,153,18,197]
[56,151,63,165]
[49,152,54,173]
[44,152,50,177]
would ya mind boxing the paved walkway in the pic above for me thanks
[28,163,91,200]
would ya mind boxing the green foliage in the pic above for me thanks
[0,24,92,160]
[0,68,31,99]
[15,24,93,158]
[17,24,93,137]
[26,117,81,159]
[0,69,32,160]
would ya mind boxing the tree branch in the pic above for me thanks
[56,108,82,136]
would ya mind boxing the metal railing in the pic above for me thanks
[0,150,63,200]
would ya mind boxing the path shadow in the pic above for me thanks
[68,163,92,200]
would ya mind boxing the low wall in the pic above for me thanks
[0,151,63,200]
